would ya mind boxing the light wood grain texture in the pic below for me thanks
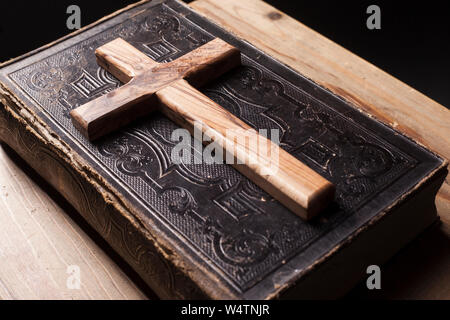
[70,37,335,220]
[0,145,147,300]
[191,0,450,300]
[157,79,335,219]
[70,38,241,140]
[190,0,450,225]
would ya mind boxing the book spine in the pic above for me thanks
[0,98,208,299]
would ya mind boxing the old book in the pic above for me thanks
[0,0,447,299]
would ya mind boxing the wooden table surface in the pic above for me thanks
[0,0,448,299]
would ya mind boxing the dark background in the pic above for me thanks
[0,0,448,107]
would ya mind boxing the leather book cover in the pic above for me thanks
[0,0,447,299]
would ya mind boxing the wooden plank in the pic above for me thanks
[0,145,147,300]
[190,0,450,225]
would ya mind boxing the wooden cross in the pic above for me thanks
[70,38,335,220]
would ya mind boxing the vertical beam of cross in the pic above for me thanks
[70,38,335,220]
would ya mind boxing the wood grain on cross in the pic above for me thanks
[70,37,335,220]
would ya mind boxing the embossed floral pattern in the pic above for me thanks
[7,2,419,292]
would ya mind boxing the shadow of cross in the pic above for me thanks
[70,37,335,220]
